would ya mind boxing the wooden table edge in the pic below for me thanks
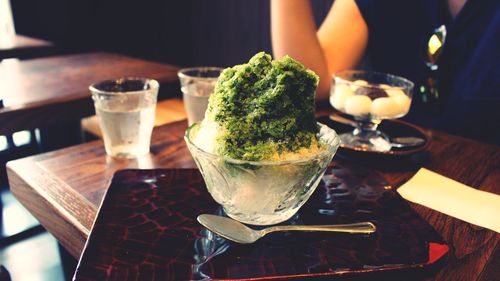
[6,159,95,257]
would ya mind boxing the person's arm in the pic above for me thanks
[271,0,330,98]
[271,0,369,100]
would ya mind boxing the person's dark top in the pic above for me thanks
[354,0,500,145]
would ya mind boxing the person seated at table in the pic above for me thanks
[271,0,500,145]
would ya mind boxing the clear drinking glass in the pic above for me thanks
[185,123,340,226]
[178,67,223,125]
[90,77,159,158]
[330,70,414,152]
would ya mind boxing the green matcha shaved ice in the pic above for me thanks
[195,52,321,161]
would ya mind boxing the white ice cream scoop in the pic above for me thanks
[345,95,372,116]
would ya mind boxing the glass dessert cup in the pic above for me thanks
[330,70,414,152]
[185,123,340,226]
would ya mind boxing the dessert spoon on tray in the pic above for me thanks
[198,214,376,244]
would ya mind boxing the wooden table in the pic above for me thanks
[0,52,180,136]
[0,34,55,60]
[6,117,500,280]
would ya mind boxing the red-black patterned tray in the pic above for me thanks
[73,163,449,280]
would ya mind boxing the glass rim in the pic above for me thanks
[184,122,340,166]
[333,70,414,90]
[89,77,159,96]
[177,66,225,80]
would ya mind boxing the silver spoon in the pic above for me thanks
[329,114,426,148]
[197,214,376,244]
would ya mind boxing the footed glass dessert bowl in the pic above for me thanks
[185,123,340,226]
[330,70,414,152]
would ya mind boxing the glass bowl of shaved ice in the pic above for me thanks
[184,52,340,225]
[186,122,339,225]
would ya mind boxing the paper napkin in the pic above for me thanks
[397,168,500,233]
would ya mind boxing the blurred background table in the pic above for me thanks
[0,52,180,137]
[6,116,500,280]
[0,51,182,162]
[0,34,55,60]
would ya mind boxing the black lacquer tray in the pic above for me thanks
[73,163,448,280]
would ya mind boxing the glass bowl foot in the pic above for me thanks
[340,129,392,152]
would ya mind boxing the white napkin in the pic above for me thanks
[397,168,500,233]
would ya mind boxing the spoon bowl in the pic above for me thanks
[198,214,376,244]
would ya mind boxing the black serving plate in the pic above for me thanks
[317,114,429,156]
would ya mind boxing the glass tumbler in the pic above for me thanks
[90,77,159,158]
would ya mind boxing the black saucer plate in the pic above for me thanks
[317,114,429,156]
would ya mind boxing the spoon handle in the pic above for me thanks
[262,222,376,235]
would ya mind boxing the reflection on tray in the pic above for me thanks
[193,227,230,281]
